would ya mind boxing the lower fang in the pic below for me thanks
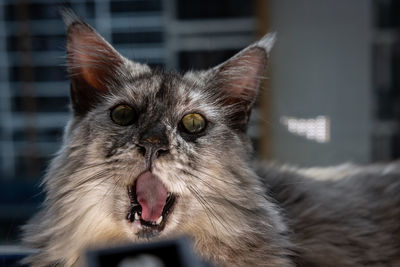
[134,212,140,221]
[156,216,163,225]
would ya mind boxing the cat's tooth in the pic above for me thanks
[134,212,140,221]
[156,216,163,225]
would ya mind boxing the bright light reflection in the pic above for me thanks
[280,116,330,143]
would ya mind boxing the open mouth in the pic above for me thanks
[127,171,176,234]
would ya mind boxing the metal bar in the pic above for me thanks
[1,82,68,97]
[0,47,164,66]
[163,0,178,69]
[0,13,163,36]
[168,18,255,35]
[168,35,254,51]
[3,113,70,129]
[0,2,15,178]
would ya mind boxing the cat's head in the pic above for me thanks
[56,10,274,244]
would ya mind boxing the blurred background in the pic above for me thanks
[0,0,398,248]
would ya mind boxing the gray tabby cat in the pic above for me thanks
[22,11,400,267]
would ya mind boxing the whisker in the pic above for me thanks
[169,173,219,237]
[52,161,112,183]
[194,173,256,216]
[187,183,233,234]
[73,168,112,189]
[186,185,220,234]
[98,173,123,209]
[49,170,111,204]
[191,166,238,185]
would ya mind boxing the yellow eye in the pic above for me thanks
[110,104,137,126]
[181,113,206,134]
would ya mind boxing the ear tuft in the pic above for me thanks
[60,7,83,29]
[61,9,124,116]
[61,9,152,117]
[65,20,123,92]
[207,33,276,131]
[254,32,276,54]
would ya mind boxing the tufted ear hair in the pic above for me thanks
[62,8,275,123]
[62,9,131,116]
[208,34,276,132]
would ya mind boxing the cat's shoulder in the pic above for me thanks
[256,160,400,182]
[255,160,400,203]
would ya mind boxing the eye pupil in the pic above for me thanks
[181,113,206,134]
[111,104,137,126]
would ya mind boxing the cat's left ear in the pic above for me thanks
[61,9,149,116]
[62,9,124,116]
[209,34,275,131]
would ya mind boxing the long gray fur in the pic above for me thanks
[22,11,400,267]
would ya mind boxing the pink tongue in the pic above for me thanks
[135,171,168,222]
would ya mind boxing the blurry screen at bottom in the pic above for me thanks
[86,238,213,267]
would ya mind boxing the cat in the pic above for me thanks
[22,10,400,267]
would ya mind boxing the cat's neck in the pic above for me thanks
[183,180,295,267]
[194,210,294,267]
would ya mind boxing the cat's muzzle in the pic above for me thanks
[127,171,176,235]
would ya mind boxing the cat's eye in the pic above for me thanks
[110,104,137,126]
[180,113,206,134]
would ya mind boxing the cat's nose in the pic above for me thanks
[138,122,169,162]
[137,139,169,160]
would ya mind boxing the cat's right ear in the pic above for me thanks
[62,9,127,116]
[205,34,276,132]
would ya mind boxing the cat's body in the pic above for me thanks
[261,162,400,266]
[22,11,400,267]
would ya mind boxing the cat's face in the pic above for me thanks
[59,14,274,243]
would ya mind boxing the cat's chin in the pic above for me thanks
[126,172,177,238]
